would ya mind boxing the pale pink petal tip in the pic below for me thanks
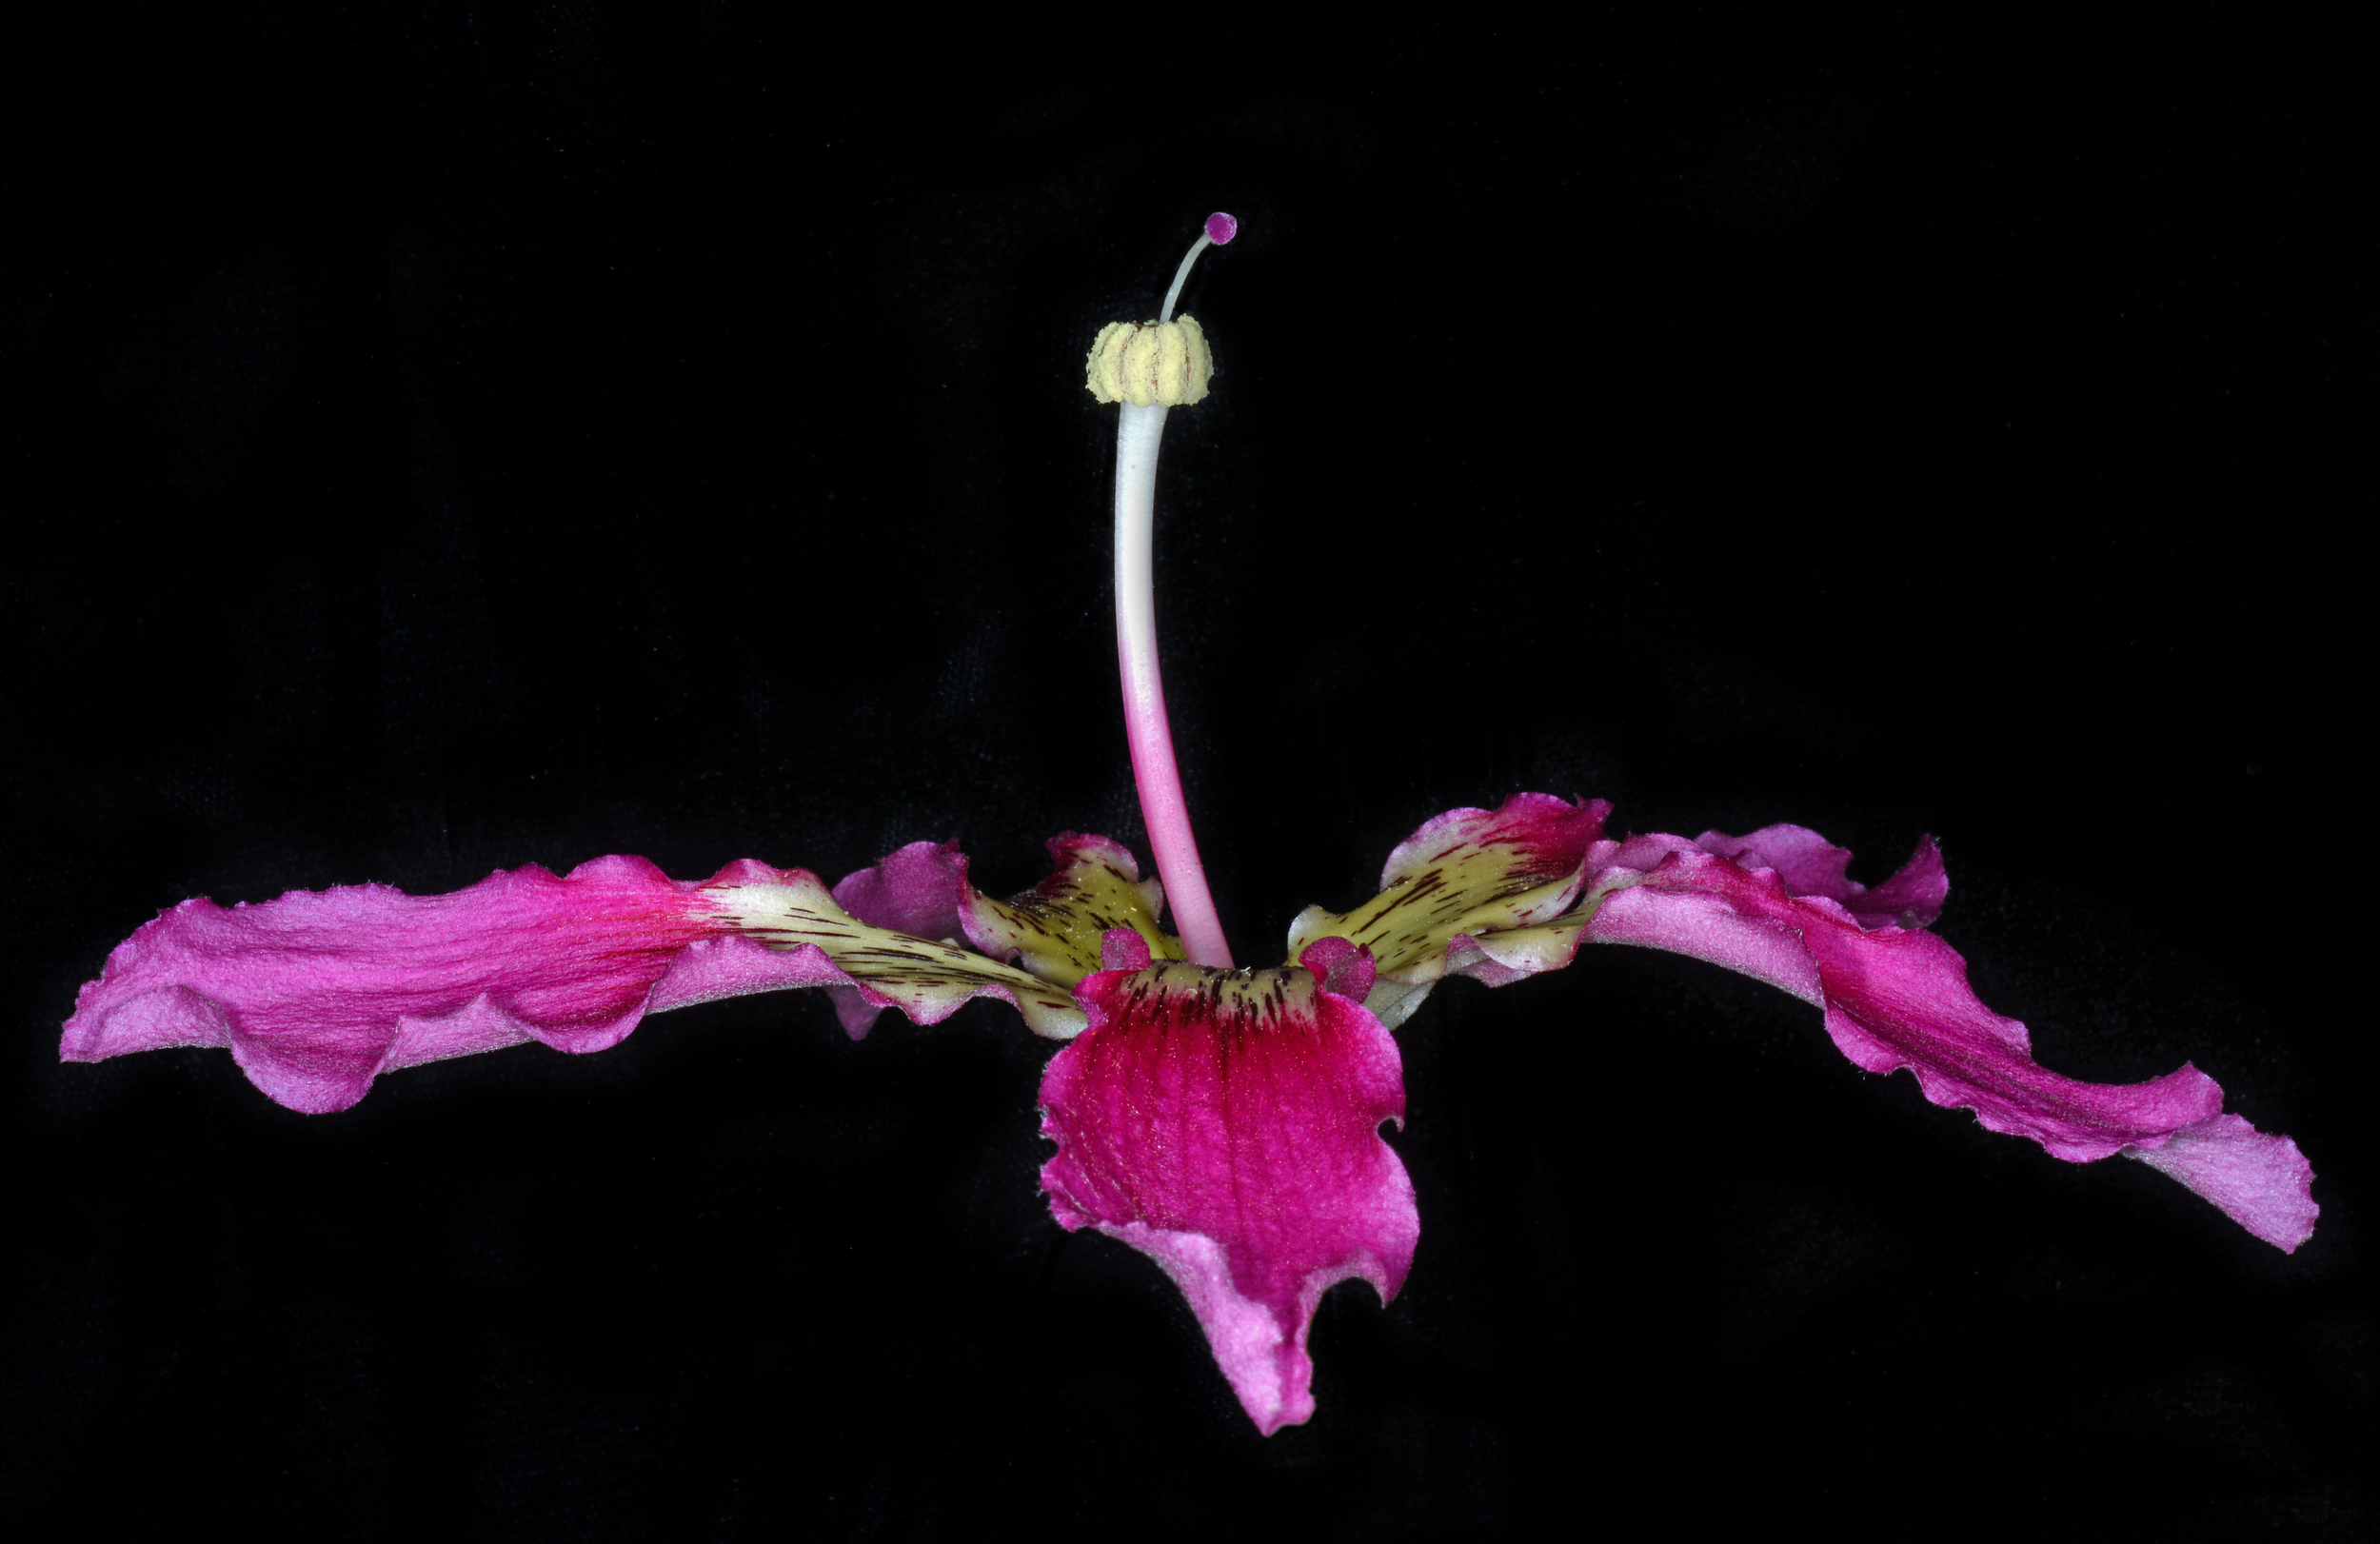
[1039,959,1414,1435]
[2128,1115,2319,1252]
[1578,840,2317,1249]
[1205,211,1238,245]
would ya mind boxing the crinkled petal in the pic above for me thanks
[1286,793,1609,1025]
[1694,824,1947,928]
[1298,798,2315,1249]
[66,855,1083,1112]
[1579,846,2316,1251]
[1038,944,1416,1434]
[960,832,1183,987]
[832,839,969,941]
[64,857,795,1112]
[826,840,971,1039]
[2125,1115,2318,1249]
[687,864,1086,1039]
[1313,803,1944,1023]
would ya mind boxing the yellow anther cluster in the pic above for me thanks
[1085,317,1213,406]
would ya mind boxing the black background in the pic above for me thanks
[2,8,2368,1540]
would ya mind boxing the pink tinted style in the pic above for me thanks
[1038,931,1416,1434]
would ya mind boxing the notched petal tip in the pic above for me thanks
[1039,961,1415,1433]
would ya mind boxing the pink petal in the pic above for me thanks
[2125,1114,2318,1249]
[827,840,969,1039]
[1038,943,1417,1434]
[959,832,1181,986]
[826,833,1182,1038]
[1694,824,1948,928]
[61,856,829,1114]
[1581,846,2317,1250]
[1098,925,1154,972]
[832,840,967,940]
[1375,792,1610,896]
[64,853,1086,1112]
[1286,792,1611,1025]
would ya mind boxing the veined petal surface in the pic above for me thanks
[1038,942,1416,1435]
[1304,796,1947,1025]
[1694,824,1947,929]
[1286,793,1608,1025]
[65,854,1082,1113]
[1578,841,2316,1250]
[826,840,971,1038]
[696,866,1084,1039]
[1304,795,2314,1250]
[960,832,1183,988]
[831,839,970,943]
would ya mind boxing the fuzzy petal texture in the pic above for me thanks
[708,865,1085,1039]
[960,832,1183,987]
[62,857,809,1113]
[66,855,1082,1112]
[1038,944,1416,1434]
[826,840,970,1039]
[832,840,969,942]
[1286,792,1609,1026]
[1694,824,1947,928]
[1579,843,2316,1250]
[1327,799,1947,1021]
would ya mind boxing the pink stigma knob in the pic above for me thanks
[1205,211,1238,246]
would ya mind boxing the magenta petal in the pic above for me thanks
[1695,824,1949,928]
[1288,793,1612,1026]
[832,840,967,940]
[958,831,1180,987]
[827,840,969,1038]
[61,856,778,1114]
[1039,963,1418,1434]
[1583,847,2316,1250]
[1377,791,1609,889]
[1099,926,1155,971]
[1297,936,1378,1002]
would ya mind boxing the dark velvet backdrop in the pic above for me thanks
[3,10,2367,1540]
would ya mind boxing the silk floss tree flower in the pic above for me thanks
[61,212,2318,1435]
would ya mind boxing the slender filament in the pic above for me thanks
[1113,401,1233,967]
[1159,239,1210,324]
